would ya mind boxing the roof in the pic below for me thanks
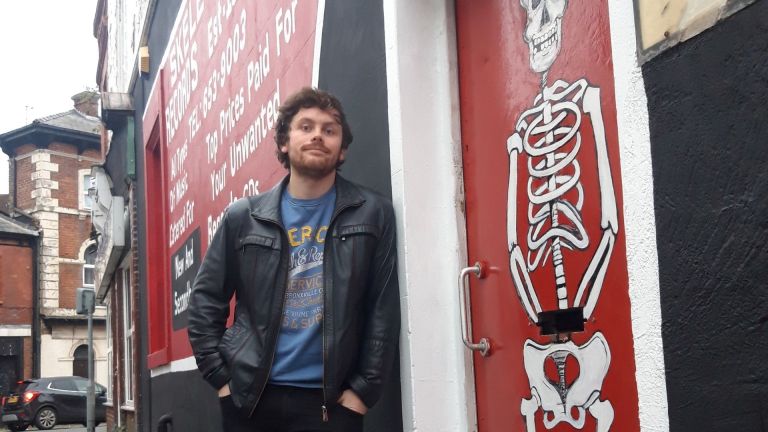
[33,109,100,136]
[0,213,38,237]
[0,109,101,156]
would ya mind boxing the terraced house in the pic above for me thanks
[0,91,107,389]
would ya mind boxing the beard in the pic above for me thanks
[288,148,343,179]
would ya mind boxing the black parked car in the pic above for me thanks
[1,376,106,430]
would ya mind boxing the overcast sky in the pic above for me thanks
[0,0,98,194]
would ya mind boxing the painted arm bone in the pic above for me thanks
[572,85,618,320]
[508,130,542,324]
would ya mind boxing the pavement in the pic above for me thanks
[1,426,107,431]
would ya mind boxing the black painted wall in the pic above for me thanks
[319,0,393,200]
[643,2,768,430]
[318,2,402,431]
[150,369,221,431]
[132,1,183,431]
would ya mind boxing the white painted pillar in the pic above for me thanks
[609,1,670,430]
[383,1,477,431]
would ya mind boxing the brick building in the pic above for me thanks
[0,92,107,386]
[91,0,146,429]
[0,206,38,396]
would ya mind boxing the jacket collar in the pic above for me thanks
[250,174,366,223]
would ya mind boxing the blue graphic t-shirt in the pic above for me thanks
[269,186,336,387]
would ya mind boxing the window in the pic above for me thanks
[121,267,134,406]
[84,174,94,209]
[50,379,77,392]
[73,378,89,393]
[83,246,96,288]
[79,170,95,210]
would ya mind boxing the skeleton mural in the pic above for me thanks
[507,0,618,430]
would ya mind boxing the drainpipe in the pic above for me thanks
[10,155,17,209]
[32,229,40,377]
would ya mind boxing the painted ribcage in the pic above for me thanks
[522,99,589,306]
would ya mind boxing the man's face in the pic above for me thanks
[281,107,345,179]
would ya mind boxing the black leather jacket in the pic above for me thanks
[187,175,400,417]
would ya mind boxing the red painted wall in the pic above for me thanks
[456,1,641,430]
[142,0,318,367]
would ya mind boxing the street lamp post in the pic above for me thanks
[76,287,96,432]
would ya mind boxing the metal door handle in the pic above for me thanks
[458,262,491,356]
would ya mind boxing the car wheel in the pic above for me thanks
[34,406,57,430]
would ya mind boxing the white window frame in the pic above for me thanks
[81,243,98,288]
[78,169,94,211]
[121,265,134,407]
[83,245,96,288]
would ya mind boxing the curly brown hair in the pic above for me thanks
[273,87,353,169]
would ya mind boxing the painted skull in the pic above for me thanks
[520,0,568,73]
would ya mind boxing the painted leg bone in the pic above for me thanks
[588,398,615,432]
[521,388,541,432]
[520,332,613,431]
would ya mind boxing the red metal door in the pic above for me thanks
[455,1,641,431]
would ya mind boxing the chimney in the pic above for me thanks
[72,90,100,117]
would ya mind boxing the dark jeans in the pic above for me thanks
[219,384,364,432]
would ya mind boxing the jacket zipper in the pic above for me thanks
[248,216,290,418]
[247,195,362,421]
[321,227,329,422]
[320,201,362,422]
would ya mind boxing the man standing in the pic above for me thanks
[188,87,400,432]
